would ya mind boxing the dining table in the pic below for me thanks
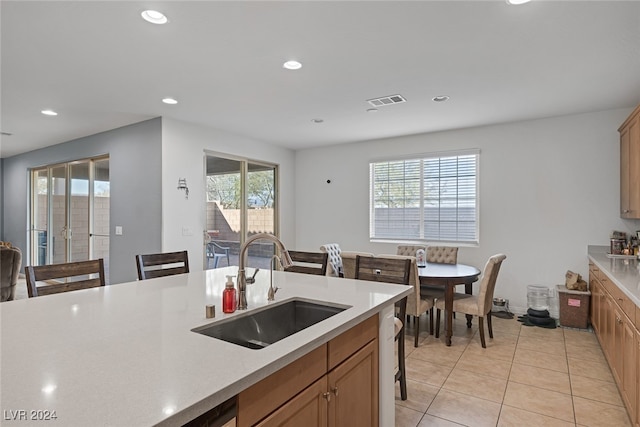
[418,262,481,346]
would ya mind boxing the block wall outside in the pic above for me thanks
[36,194,110,264]
[206,201,275,256]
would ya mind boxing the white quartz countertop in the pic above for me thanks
[0,267,410,426]
[588,245,640,307]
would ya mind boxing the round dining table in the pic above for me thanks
[418,262,481,346]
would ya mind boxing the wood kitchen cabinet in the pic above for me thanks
[238,314,379,427]
[621,317,637,421]
[620,103,640,218]
[636,334,640,427]
[589,263,639,425]
[257,340,378,427]
[589,266,603,335]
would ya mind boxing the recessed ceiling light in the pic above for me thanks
[367,108,378,113]
[162,98,178,105]
[141,10,168,24]
[506,0,531,5]
[432,96,450,102]
[283,60,302,70]
[311,118,324,123]
[41,109,58,116]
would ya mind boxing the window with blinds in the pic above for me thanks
[369,150,479,244]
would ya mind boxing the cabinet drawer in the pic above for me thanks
[589,263,599,276]
[237,344,327,427]
[599,274,615,296]
[328,314,378,371]
[599,271,638,327]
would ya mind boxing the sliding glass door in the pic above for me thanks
[204,153,278,270]
[30,156,110,277]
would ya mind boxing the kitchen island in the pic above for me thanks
[0,267,410,426]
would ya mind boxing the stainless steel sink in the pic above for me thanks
[192,299,350,349]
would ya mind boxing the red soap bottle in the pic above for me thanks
[222,275,237,313]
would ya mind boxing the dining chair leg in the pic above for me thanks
[487,312,493,339]
[478,316,486,348]
[435,309,441,338]
[429,308,434,335]
[414,316,419,347]
[397,330,407,400]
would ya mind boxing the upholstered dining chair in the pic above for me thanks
[422,246,459,314]
[1,244,22,301]
[25,259,106,298]
[320,243,343,277]
[435,254,507,348]
[426,246,458,264]
[340,251,374,279]
[136,250,190,280]
[354,255,411,401]
[284,250,329,275]
[396,245,426,257]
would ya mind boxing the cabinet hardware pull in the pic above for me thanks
[322,392,331,402]
[331,387,339,396]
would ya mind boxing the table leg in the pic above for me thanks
[465,282,473,328]
[445,282,454,346]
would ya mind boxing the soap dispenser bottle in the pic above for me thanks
[222,275,237,313]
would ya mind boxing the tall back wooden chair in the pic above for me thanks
[379,254,443,347]
[25,259,106,298]
[136,250,190,280]
[283,250,329,276]
[354,255,411,401]
[340,251,374,279]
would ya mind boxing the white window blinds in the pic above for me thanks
[369,150,479,244]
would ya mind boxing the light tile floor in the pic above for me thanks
[395,314,633,427]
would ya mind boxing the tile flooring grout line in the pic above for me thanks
[563,329,580,426]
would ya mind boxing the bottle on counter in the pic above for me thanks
[222,275,237,313]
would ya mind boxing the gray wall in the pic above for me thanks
[1,118,162,284]
[0,158,4,240]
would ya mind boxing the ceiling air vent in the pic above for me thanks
[366,94,406,107]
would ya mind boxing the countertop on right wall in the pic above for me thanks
[588,245,640,306]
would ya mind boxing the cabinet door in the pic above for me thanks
[622,320,637,424]
[591,279,601,334]
[622,125,631,216]
[327,340,378,427]
[613,306,625,384]
[256,376,328,427]
[636,332,640,427]
[621,114,640,218]
[603,292,615,363]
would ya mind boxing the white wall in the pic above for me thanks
[161,118,296,271]
[294,108,640,313]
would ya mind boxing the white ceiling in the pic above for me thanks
[1,1,640,159]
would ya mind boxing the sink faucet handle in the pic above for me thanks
[267,286,279,301]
